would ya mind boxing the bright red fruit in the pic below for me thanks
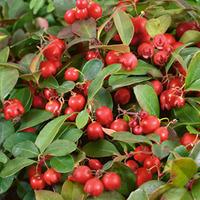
[75,8,88,20]
[64,67,79,81]
[88,3,102,19]
[95,106,113,126]
[137,42,154,59]
[72,166,93,184]
[125,160,139,173]
[172,41,184,50]
[143,156,161,173]
[153,51,168,67]
[114,87,131,105]
[45,100,61,116]
[76,0,88,9]
[102,172,121,191]
[180,132,199,150]
[68,94,86,111]
[168,77,184,89]
[64,107,77,121]
[140,115,160,134]
[155,126,169,142]
[110,119,129,132]
[64,9,76,24]
[22,127,37,133]
[43,168,61,185]
[88,159,103,170]
[164,33,176,45]
[32,95,46,109]
[105,51,119,65]
[85,51,99,60]
[28,165,42,178]
[119,53,138,71]
[136,167,152,187]
[133,125,143,135]
[133,145,151,163]
[153,34,167,50]
[40,60,58,78]
[87,122,104,140]
[43,88,58,100]
[151,80,163,96]
[132,16,147,34]
[84,178,104,197]
[30,175,46,190]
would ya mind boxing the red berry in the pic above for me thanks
[140,115,160,134]
[64,67,79,81]
[68,94,86,111]
[136,167,152,187]
[133,125,143,135]
[110,119,129,132]
[153,50,168,67]
[95,106,113,126]
[87,122,104,140]
[30,175,46,190]
[155,126,169,142]
[137,42,154,59]
[40,60,58,78]
[173,96,185,108]
[113,34,121,42]
[22,127,37,133]
[75,8,88,20]
[45,100,61,116]
[164,33,176,45]
[84,178,104,197]
[64,9,76,24]
[43,88,58,100]
[114,87,131,105]
[64,107,77,121]
[72,166,93,184]
[172,41,184,50]
[139,111,149,119]
[131,16,147,34]
[88,159,103,170]
[125,160,139,173]
[151,80,163,96]
[76,0,88,9]
[105,51,119,65]
[85,51,99,60]
[82,81,91,96]
[180,132,198,150]
[153,34,167,50]
[102,172,121,191]
[173,62,187,76]
[119,53,138,71]
[28,165,42,178]
[143,156,161,174]
[133,145,151,163]
[32,95,46,109]
[88,3,102,19]
[168,77,184,89]
[43,168,61,185]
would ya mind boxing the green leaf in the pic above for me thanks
[185,51,200,90]
[12,141,39,158]
[191,179,200,200]
[44,139,76,156]
[0,176,14,194]
[169,158,198,187]
[35,190,64,200]
[0,157,35,178]
[189,141,200,167]
[50,155,74,173]
[35,115,68,153]
[127,189,148,200]
[82,140,119,157]
[186,79,200,91]
[61,128,84,143]
[0,47,10,63]
[19,109,54,131]
[186,125,200,134]
[82,59,104,80]
[112,132,152,145]
[0,67,19,101]
[40,77,59,89]
[134,84,160,117]
[56,81,75,94]
[0,151,8,164]
[88,191,125,200]
[88,64,121,99]
[0,120,15,145]
[113,10,134,45]
[146,15,172,37]
[180,30,200,44]
[76,109,89,129]
[61,181,86,200]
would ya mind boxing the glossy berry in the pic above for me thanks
[84,178,104,197]
[96,106,113,126]
[43,168,61,185]
[125,160,139,173]
[64,67,79,81]
[151,80,163,96]
[114,87,131,105]
[155,126,169,142]
[180,132,198,150]
[88,159,103,170]
[168,77,184,89]
[68,94,86,111]
[43,88,58,100]
[32,95,46,109]
[133,145,151,163]
[140,115,160,134]
[30,175,46,190]
[40,60,58,78]
[22,127,37,133]
[45,100,61,116]
[87,122,104,140]
[173,96,185,108]
[3,99,25,120]
[153,51,168,67]
[143,156,161,173]
[82,80,91,96]
[110,119,129,132]
[119,53,138,71]
[153,34,167,50]
[88,3,102,19]
[102,172,121,191]
[139,111,149,119]
[136,167,152,187]
[85,51,99,60]
[75,8,88,20]
[64,107,77,121]
[72,166,93,184]
[64,9,76,24]
[132,16,147,34]
[105,51,119,65]
[133,125,143,135]
[76,0,88,9]
[28,165,42,178]
[164,33,176,45]
[172,41,184,50]
[137,42,154,59]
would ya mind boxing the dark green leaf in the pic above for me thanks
[191,179,200,200]
[0,151,8,164]
[76,109,89,129]
[40,77,59,89]
[56,81,75,94]
[189,141,200,167]
[127,189,148,200]
[0,47,9,63]
[35,190,64,200]
[186,125,200,134]
[180,30,200,44]
[88,191,125,200]
[0,176,14,194]
[61,128,84,143]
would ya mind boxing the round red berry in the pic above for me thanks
[133,145,151,163]
[40,60,58,78]
[180,132,198,150]
[68,94,86,111]
[119,53,138,71]
[43,168,61,185]
[95,106,113,126]
[125,160,139,173]
[153,51,168,67]
[64,9,76,24]
[88,159,103,170]
[87,122,104,140]
[45,100,61,116]
[88,3,102,19]
[151,80,163,96]
[102,172,121,191]
[75,8,88,20]
[136,167,152,187]
[43,88,58,100]
[64,67,79,81]
[30,175,46,190]
[76,0,88,9]
[155,126,169,142]
[114,87,131,105]
[137,42,154,59]
[143,156,161,174]
[105,51,119,65]
[64,107,77,121]
[110,119,129,132]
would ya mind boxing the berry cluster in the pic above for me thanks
[64,0,102,24]
[69,162,121,197]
